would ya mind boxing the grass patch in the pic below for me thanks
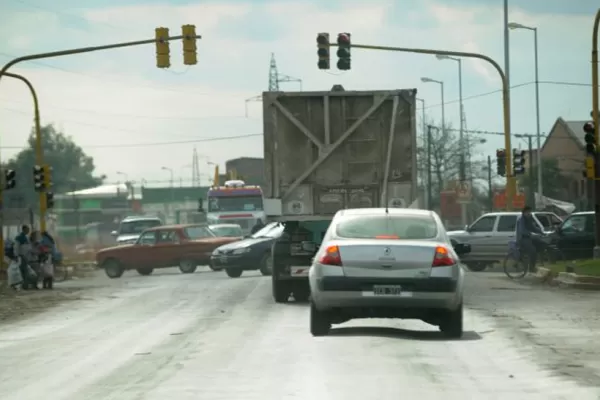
[547,259,600,277]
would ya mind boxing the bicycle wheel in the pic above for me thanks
[503,253,528,279]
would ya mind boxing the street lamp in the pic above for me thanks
[508,21,543,204]
[435,55,465,181]
[116,171,128,182]
[161,166,174,187]
[416,98,428,209]
[420,77,445,139]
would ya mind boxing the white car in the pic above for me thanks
[308,208,470,338]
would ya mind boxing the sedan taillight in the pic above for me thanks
[318,245,342,266]
[432,246,455,267]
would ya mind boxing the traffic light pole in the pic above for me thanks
[0,33,201,238]
[592,9,600,258]
[334,43,516,211]
[0,72,42,260]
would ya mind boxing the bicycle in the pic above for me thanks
[503,235,562,279]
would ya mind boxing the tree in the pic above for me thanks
[517,158,570,200]
[416,120,486,209]
[3,124,104,208]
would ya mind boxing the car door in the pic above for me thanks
[461,215,498,258]
[153,230,182,268]
[534,213,554,233]
[493,214,518,256]
[555,214,591,259]
[125,231,158,268]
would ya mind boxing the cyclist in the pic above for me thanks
[516,205,544,273]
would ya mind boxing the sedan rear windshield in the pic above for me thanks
[335,215,438,240]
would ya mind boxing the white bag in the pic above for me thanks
[41,260,54,278]
[7,260,23,287]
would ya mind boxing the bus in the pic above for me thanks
[206,180,265,235]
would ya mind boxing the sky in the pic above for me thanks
[0,0,596,188]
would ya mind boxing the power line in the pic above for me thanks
[0,133,262,150]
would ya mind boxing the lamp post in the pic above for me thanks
[420,77,445,137]
[416,98,428,209]
[508,21,543,207]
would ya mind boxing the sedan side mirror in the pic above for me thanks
[110,230,118,236]
[453,242,471,256]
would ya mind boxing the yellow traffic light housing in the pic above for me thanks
[155,27,171,68]
[586,155,596,179]
[42,164,52,190]
[182,24,197,65]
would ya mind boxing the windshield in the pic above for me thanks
[210,225,243,237]
[184,226,216,239]
[251,222,284,239]
[336,215,438,239]
[119,219,161,235]
[208,195,263,212]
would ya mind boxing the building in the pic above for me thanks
[225,157,264,186]
[541,117,589,203]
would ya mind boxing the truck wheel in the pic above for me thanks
[259,254,272,276]
[272,274,290,303]
[293,283,310,303]
[179,259,198,274]
[136,268,153,276]
[310,301,331,336]
[104,259,124,279]
[225,268,243,278]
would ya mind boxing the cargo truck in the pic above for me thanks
[263,85,418,303]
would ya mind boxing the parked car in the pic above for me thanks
[111,216,162,245]
[209,223,244,238]
[210,222,284,278]
[97,224,239,278]
[447,211,562,271]
[309,208,471,338]
[548,211,595,260]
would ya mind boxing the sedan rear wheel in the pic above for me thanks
[310,301,331,336]
[439,303,463,339]
[259,254,272,276]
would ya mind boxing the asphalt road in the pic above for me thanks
[0,268,599,399]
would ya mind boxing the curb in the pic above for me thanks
[534,267,600,290]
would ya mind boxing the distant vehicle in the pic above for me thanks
[111,216,163,245]
[97,224,239,278]
[447,211,562,271]
[309,208,470,338]
[210,222,284,278]
[206,180,265,235]
[209,223,244,238]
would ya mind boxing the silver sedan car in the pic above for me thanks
[308,208,470,338]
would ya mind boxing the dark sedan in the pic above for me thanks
[210,222,284,278]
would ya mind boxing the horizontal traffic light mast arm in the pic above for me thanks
[0,34,202,80]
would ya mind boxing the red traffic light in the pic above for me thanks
[337,33,350,45]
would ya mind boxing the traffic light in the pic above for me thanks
[45,192,55,209]
[155,27,170,69]
[496,149,506,177]
[584,121,596,155]
[316,33,330,70]
[181,24,197,66]
[513,149,526,175]
[3,169,16,190]
[585,155,596,179]
[33,165,45,191]
[336,33,351,71]
[43,164,52,190]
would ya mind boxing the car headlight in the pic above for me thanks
[232,247,250,255]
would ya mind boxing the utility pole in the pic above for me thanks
[427,125,433,210]
[487,156,493,211]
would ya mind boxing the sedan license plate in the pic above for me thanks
[373,285,402,296]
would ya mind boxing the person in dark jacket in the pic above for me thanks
[250,219,265,235]
[516,206,544,273]
[14,225,38,290]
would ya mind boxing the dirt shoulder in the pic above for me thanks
[0,284,85,323]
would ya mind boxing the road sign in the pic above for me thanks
[455,181,471,203]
